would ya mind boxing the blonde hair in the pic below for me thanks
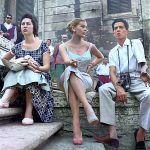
[67,18,86,33]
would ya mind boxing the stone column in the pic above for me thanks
[141,0,150,57]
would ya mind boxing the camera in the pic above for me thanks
[118,73,131,92]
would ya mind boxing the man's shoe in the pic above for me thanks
[94,134,119,148]
[134,129,146,150]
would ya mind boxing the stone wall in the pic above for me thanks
[34,0,147,53]
[0,0,5,22]
[53,89,150,150]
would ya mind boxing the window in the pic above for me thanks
[107,0,131,14]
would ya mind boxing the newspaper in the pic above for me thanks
[0,36,14,66]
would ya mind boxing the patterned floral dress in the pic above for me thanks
[3,41,54,122]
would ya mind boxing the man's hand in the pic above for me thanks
[140,72,150,86]
[116,86,128,105]
[141,64,148,74]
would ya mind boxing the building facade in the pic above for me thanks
[0,0,150,56]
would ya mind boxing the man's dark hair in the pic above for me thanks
[47,39,51,42]
[112,18,129,31]
[6,13,12,18]
[20,13,38,37]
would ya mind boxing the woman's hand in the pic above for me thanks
[19,58,29,67]
[86,63,94,73]
[27,65,41,73]
[69,59,78,68]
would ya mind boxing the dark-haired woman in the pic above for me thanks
[0,14,54,125]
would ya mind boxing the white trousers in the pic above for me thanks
[99,78,150,130]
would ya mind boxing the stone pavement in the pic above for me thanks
[37,132,105,150]
[0,122,63,150]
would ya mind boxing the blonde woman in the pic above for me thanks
[59,18,104,145]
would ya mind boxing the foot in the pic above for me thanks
[87,114,99,126]
[73,137,83,145]
[22,118,34,125]
[94,134,119,148]
[134,129,146,150]
[73,130,83,145]
[0,100,9,108]
[86,105,99,126]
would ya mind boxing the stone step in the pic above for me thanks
[0,108,23,124]
[37,132,105,150]
[0,122,63,150]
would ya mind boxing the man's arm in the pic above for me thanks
[110,66,128,104]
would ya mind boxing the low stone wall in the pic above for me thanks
[53,89,150,150]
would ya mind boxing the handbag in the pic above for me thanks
[2,57,25,72]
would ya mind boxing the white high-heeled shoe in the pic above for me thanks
[22,118,34,125]
[87,114,99,126]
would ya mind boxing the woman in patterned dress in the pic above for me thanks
[0,14,54,125]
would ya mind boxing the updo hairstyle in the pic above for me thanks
[67,18,86,33]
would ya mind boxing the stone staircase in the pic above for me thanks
[0,88,150,150]
[53,89,150,150]
[0,108,22,124]
[0,107,63,150]
[0,122,63,150]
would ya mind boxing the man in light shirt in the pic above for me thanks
[46,39,54,56]
[0,14,17,43]
[95,18,150,150]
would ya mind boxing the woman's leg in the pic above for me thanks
[69,73,98,125]
[68,83,82,144]
[24,90,33,118]
[22,90,34,125]
[0,88,16,108]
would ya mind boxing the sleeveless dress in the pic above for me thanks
[2,41,54,122]
[61,43,93,100]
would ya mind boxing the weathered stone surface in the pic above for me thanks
[53,90,150,150]
[0,122,63,150]
[44,0,75,8]
[37,132,105,150]
[45,5,74,16]
[45,13,74,24]
[0,108,23,117]
[0,108,23,124]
